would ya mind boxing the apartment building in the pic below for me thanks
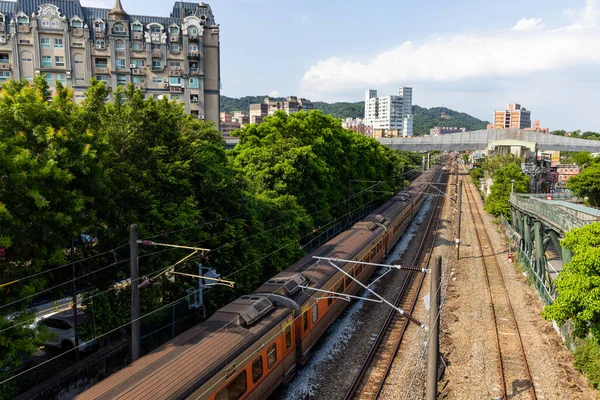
[556,164,581,188]
[364,87,413,137]
[341,117,373,136]
[493,103,531,129]
[219,111,248,136]
[248,95,313,123]
[0,0,220,128]
[430,126,467,136]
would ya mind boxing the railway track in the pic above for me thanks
[461,168,537,400]
[344,170,447,400]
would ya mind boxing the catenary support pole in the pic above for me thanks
[456,180,463,260]
[130,224,140,362]
[71,238,79,361]
[426,256,442,400]
[346,179,352,228]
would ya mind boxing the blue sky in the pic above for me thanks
[85,0,600,131]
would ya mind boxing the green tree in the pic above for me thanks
[462,153,470,164]
[470,167,484,186]
[482,153,522,173]
[484,163,529,219]
[571,151,594,169]
[543,223,600,340]
[567,164,600,206]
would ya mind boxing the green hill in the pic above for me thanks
[220,95,489,136]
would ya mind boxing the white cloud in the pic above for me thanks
[300,1,600,97]
[268,90,280,97]
[511,18,544,31]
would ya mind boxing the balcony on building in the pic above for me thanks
[18,24,30,33]
[72,27,83,36]
[190,95,199,104]
[132,32,143,41]
[169,69,182,77]
[152,49,162,58]
[132,68,146,75]
[134,83,146,92]
[0,53,10,70]
[188,33,199,41]
[170,86,183,93]
[187,51,199,58]
[94,29,104,39]
[94,59,109,74]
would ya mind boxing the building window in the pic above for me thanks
[151,60,161,70]
[113,23,124,33]
[41,18,50,28]
[169,26,179,34]
[41,56,52,67]
[96,74,108,84]
[188,44,198,52]
[51,18,59,28]
[189,62,198,72]
[132,42,143,51]
[132,76,145,84]
[170,44,180,52]
[150,26,161,33]
[169,76,181,85]
[56,73,66,84]
[116,59,126,69]
[17,16,28,25]
[95,40,105,49]
[168,61,180,68]
[55,56,65,66]
[95,21,104,30]
[0,71,10,82]
[72,20,82,28]
[131,59,144,67]
[189,78,198,88]
[132,24,142,32]
[117,74,126,86]
[115,40,125,50]
[152,77,162,83]
[170,94,180,100]
[188,27,197,35]
[95,58,108,68]
[44,73,53,84]
[40,37,51,48]
[151,43,161,50]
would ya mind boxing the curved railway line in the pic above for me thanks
[461,167,537,400]
[344,168,447,400]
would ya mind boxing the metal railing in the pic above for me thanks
[510,193,586,232]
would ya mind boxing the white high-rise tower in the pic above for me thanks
[363,87,413,136]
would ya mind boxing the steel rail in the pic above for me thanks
[344,167,447,400]
[461,167,537,400]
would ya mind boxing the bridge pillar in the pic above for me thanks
[533,220,547,287]
[523,215,533,258]
[546,230,563,261]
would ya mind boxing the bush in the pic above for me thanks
[574,337,600,389]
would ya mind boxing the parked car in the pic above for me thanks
[38,309,96,352]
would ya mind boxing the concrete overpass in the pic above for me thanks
[225,129,600,152]
[378,129,600,152]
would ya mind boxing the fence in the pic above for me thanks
[500,214,556,305]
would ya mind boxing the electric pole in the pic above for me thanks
[130,224,140,362]
[71,238,79,361]
[456,180,463,260]
[426,256,442,400]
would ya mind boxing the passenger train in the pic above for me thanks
[76,164,443,400]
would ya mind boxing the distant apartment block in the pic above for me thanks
[364,87,413,137]
[556,164,581,187]
[0,0,221,128]
[493,104,532,129]
[430,126,467,136]
[220,111,248,136]
[248,95,313,123]
[342,117,372,136]
[524,120,549,134]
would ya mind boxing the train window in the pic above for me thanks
[370,248,376,259]
[327,292,332,307]
[252,356,263,383]
[267,343,277,368]
[215,370,247,400]
[303,311,308,332]
[312,304,318,324]
[285,325,292,349]
[350,267,355,278]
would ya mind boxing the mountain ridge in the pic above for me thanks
[220,95,489,136]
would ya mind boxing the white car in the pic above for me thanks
[39,310,96,352]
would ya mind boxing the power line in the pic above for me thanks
[0,243,129,288]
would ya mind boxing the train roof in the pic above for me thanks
[77,296,291,400]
